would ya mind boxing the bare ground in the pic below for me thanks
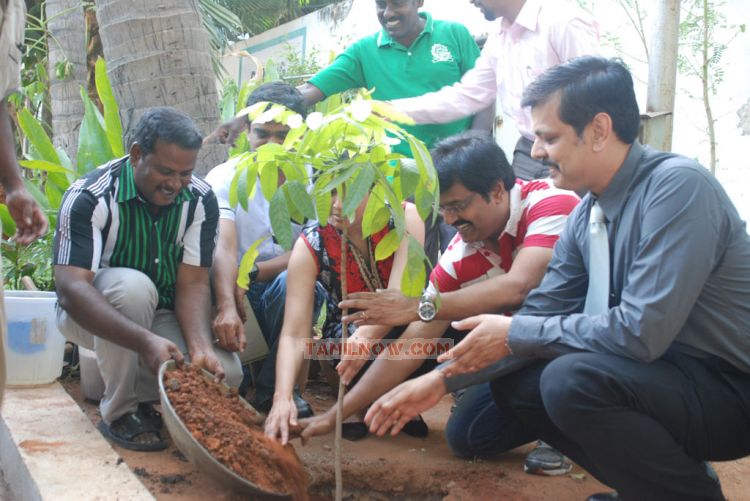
[60,376,750,501]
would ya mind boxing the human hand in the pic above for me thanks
[437,314,512,378]
[190,349,226,383]
[234,285,248,323]
[5,183,48,245]
[141,335,185,375]
[212,305,246,352]
[264,394,298,445]
[339,289,419,327]
[336,335,369,386]
[299,411,336,445]
[364,370,446,437]
[203,117,246,147]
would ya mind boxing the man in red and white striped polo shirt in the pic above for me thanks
[301,132,580,473]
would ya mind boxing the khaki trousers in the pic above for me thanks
[57,267,242,424]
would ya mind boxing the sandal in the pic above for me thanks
[402,414,429,438]
[138,402,163,430]
[97,410,168,451]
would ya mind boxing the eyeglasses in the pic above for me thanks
[438,193,477,215]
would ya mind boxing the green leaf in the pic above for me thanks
[264,58,281,82]
[374,229,401,261]
[401,235,427,297]
[399,158,420,199]
[45,181,64,210]
[19,159,75,175]
[236,238,264,290]
[342,163,375,218]
[16,108,60,164]
[315,188,332,227]
[22,178,51,211]
[78,86,114,174]
[269,189,293,250]
[259,162,279,201]
[361,185,390,238]
[0,204,17,236]
[286,180,316,220]
[95,57,124,157]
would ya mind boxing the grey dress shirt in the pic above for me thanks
[445,141,750,392]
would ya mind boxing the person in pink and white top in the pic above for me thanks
[433,177,576,294]
[391,0,600,180]
[300,132,580,474]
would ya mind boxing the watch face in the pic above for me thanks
[418,301,436,322]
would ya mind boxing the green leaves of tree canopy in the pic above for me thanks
[228,92,440,297]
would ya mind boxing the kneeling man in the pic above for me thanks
[54,107,242,451]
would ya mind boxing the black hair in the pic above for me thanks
[521,56,640,144]
[247,81,308,118]
[431,131,515,200]
[131,107,203,155]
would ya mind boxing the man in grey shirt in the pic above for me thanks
[363,57,750,501]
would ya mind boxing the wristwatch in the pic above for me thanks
[418,285,440,322]
[248,263,260,284]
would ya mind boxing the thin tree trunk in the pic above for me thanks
[701,0,716,174]
[46,0,88,163]
[95,0,225,174]
[335,224,348,501]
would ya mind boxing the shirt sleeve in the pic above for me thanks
[390,35,499,124]
[308,41,366,98]
[522,191,581,248]
[181,191,219,268]
[549,12,601,62]
[510,165,725,363]
[204,164,236,221]
[0,0,24,98]
[52,187,104,271]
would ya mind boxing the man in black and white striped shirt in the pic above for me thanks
[53,107,241,451]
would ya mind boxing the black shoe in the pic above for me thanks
[587,493,618,501]
[293,391,314,419]
[341,422,369,441]
[524,440,572,476]
[402,414,429,438]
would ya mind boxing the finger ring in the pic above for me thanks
[361,312,368,322]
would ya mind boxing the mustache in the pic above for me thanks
[542,158,560,170]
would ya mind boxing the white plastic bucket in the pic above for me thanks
[3,291,66,387]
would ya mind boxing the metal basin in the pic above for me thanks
[158,360,289,498]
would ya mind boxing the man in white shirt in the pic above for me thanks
[392,0,599,180]
[205,82,320,418]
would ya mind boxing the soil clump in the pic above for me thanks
[163,365,309,500]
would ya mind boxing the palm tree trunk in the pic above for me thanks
[95,0,225,174]
[46,0,88,163]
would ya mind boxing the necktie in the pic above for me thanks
[584,201,609,315]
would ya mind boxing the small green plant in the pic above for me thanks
[229,90,438,501]
[1,57,123,291]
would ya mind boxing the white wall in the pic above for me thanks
[220,0,750,221]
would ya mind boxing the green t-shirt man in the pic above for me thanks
[307,12,480,156]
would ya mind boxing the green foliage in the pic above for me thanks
[2,233,55,292]
[229,92,439,297]
[2,57,123,290]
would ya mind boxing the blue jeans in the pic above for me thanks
[247,270,326,403]
[445,382,535,459]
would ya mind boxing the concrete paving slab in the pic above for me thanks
[0,383,153,501]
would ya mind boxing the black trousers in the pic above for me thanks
[489,352,750,501]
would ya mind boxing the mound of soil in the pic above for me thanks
[163,365,309,500]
